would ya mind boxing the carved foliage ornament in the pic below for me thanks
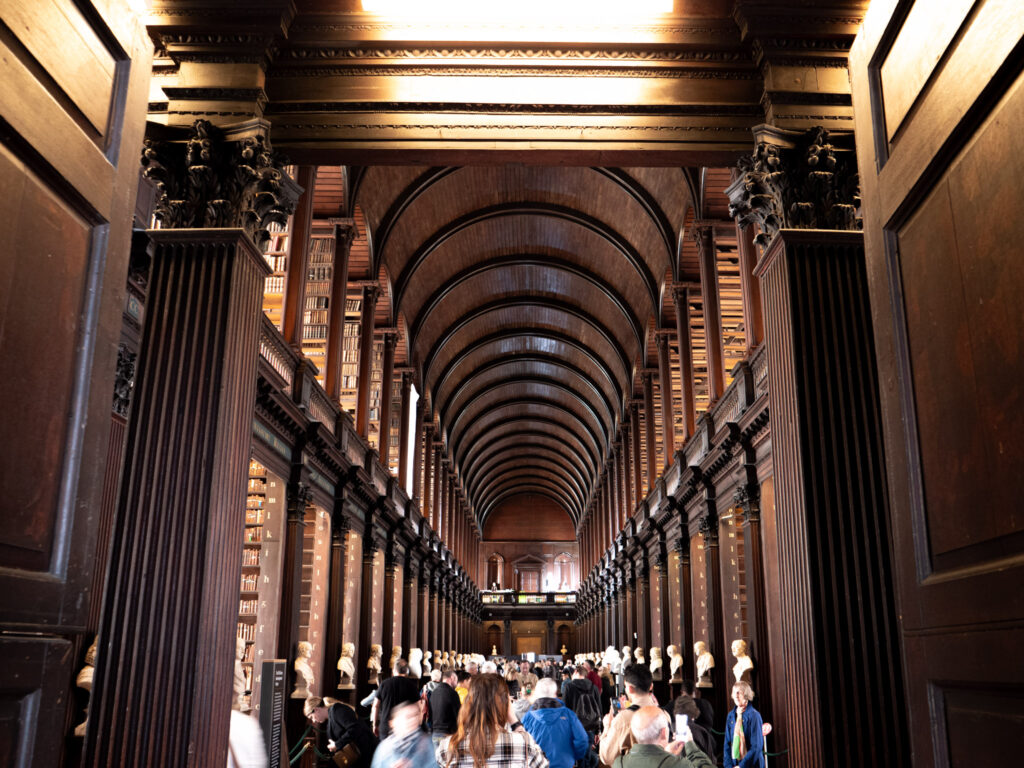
[728,125,861,246]
[113,344,137,418]
[140,120,296,246]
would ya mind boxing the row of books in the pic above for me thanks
[237,622,256,641]
[242,548,260,567]
[265,234,288,253]
[245,527,263,544]
[264,276,285,294]
[239,598,258,614]
[245,509,264,525]
[303,324,328,340]
[306,295,329,310]
[247,477,266,493]
[264,253,287,271]
[303,309,330,325]
[309,237,334,264]
[240,573,258,591]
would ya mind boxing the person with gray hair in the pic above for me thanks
[520,677,590,768]
[609,706,714,768]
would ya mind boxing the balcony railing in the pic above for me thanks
[481,590,578,605]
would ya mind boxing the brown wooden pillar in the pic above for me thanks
[622,419,634,516]
[401,562,418,662]
[698,509,727,724]
[88,215,290,764]
[356,531,380,699]
[695,225,725,401]
[433,443,443,532]
[641,372,657,490]
[656,332,676,466]
[324,220,355,400]
[282,166,317,347]
[635,553,651,652]
[623,562,636,646]
[619,436,630,524]
[378,331,397,465]
[277,473,312,697]
[325,507,350,694]
[419,562,432,654]
[737,484,772,727]
[412,399,425,504]
[736,222,764,353]
[430,572,441,654]
[381,543,398,671]
[398,372,413,489]
[674,536,694,679]
[653,546,672,665]
[672,286,698,438]
[355,284,381,437]
[630,401,643,507]
[421,426,433,525]
[609,447,621,532]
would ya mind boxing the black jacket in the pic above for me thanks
[429,681,462,735]
[563,678,601,731]
[327,703,377,768]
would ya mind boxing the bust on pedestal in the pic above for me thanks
[337,641,356,689]
[731,639,754,684]
[667,644,684,682]
[649,647,663,679]
[694,641,715,689]
[233,636,248,711]
[74,637,98,736]
[367,644,383,686]
[292,641,314,699]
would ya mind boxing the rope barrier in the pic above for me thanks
[288,743,309,765]
[289,726,313,757]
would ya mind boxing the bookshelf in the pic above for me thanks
[299,505,330,695]
[339,290,362,416]
[301,233,336,385]
[262,221,290,331]
[237,459,285,714]
[367,339,383,451]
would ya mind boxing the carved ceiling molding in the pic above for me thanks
[267,102,761,116]
[270,122,753,134]
[280,65,760,80]
[280,47,749,63]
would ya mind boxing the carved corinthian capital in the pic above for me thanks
[727,124,861,247]
[140,119,300,247]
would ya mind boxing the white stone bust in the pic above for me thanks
[233,636,248,711]
[667,644,684,681]
[694,641,714,687]
[367,644,383,685]
[421,649,432,675]
[731,639,753,684]
[389,645,402,675]
[649,647,663,678]
[633,647,646,666]
[338,641,356,688]
[292,640,314,699]
[621,645,633,669]
[603,645,621,674]
[409,647,424,678]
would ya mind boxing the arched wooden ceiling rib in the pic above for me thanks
[474,459,587,507]
[465,440,590,495]
[428,328,629,411]
[591,167,677,269]
[436,355,616,438]
[448,386,609,463]
[452,404,604,482]
[480,481,580,524]
[421,298,634,402]
[391,203,660,315]
[475,468,584,522]
[371,166,458,262]
[457,421,599,486]
[407,255,645,350]
[480,485,582,527]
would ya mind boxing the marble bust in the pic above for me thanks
[409,647,424,678]
[649,647,663,678]
[388,645,402,675]
[74,636,98,736]
[367,644,383,686]
[292,641,314,699]
[337,641,356,688]
[421,649,432,675]
[731,639,753,684]
[633,647,646,666]
[667,644,684,682]
[694,641,715,688]
[233,636,248,711]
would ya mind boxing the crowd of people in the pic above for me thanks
[266,656,766,768]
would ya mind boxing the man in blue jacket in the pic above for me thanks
[521,678,590,768]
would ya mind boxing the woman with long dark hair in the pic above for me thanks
[436,673,549,768]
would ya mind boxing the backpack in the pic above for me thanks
[572,688,602,733]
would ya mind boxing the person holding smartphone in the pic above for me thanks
[598,666,661,766]
[609,706,714,768]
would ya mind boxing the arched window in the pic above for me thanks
[554,553,573,590]
[486,554,504,589]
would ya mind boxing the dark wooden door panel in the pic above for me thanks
[0,1,150,632]
[852,1,1024,766]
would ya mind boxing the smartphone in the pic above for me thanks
[612,699,621,712]
[674,714,689,741]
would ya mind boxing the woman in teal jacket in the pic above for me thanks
[723,682,765,768]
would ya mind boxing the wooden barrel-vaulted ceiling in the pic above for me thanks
[354,165,692,529]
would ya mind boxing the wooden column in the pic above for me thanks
[753,229,903,767]
[630,401,642,507]
[282,166,317,347]
[654,547,672,664]
[412,399,425,503]
[398,372,413,489]
[623,563,636,646]
[324,220,355,400]
[619,437,630,524]
[381,544,398,670]
[635,554,651,652]
[433,443,443,532]
[641,373,656,490]
[736,222,764,353]
[656,332,676,466]
[675,537,694,679]
[355,284,380,437]
[419,562,432,654]
[622,420,634,516]
[695,225,725,401]
[325,508,350,694]
[88,227,276,766]
[738,487,772,727]
[356,533,379,699]
[672,286,698,438]
[698,509,727,724]
[277,474,311,695]
[377,331,397,465]
[609,448,620,532]
[401,561,418,660]
[421,426,433,525]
